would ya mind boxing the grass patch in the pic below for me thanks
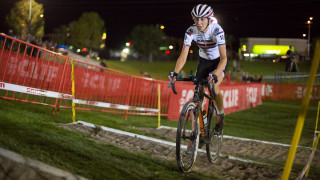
[0,98,215,179]
[225,100,317,146]
[0,98,318,178]
[105,59,312,81]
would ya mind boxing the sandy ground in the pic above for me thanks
[59,123,320,179]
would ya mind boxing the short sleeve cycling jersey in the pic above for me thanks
[184,22,226,60]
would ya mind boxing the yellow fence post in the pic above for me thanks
[305,101,320,176]
[282,40,320,179]
[158,84,161,128]
[71,58,76,123]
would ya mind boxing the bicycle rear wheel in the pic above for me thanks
[206,101,223,163]
[176,101,200,172]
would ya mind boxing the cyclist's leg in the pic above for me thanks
[214,74,224,113]
[213,73,225,132]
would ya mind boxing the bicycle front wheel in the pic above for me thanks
[206,101,223,163]
[176,101,200,172]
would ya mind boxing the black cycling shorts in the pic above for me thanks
[195,56,226,81]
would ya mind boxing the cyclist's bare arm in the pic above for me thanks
[168,44,190,82]
[174,44,190,73]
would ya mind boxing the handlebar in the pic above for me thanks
[169,75,217,98]
[168,80,178,94]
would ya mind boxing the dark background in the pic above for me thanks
[1,0,319,49]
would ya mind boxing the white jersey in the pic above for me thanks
[184,22,226,60]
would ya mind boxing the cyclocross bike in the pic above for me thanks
[169,73,223,172]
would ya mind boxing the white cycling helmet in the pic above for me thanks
[191,4,214,18]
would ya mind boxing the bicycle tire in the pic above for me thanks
[206,100,223,163]
[176,101,200,172]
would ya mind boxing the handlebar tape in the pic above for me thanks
[171,82,178,94]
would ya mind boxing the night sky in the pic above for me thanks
[0,0,320,49]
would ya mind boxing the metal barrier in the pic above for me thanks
[265,71,320,84]
[0,33,69,109]
[0,33,170,118]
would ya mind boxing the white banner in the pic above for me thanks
[0,81,159,113]
[0,81,74,99]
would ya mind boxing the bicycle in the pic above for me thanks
[169,73,223,172]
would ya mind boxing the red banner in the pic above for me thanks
[167,82,262,121]
[0,51,66,92]
[262,83,320,101]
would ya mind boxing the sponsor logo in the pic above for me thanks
[262,84,273,96]
[221,89,239,108]
[247,87,258,103]
[187,28,193,34]
[0,82,5,88]
[266,49,281,54]
[26,88,46,95]
[214,28,219,34]
[296,86,320,100]
[179,89,194,112]
[86,101,99,106]
[197,39,213,43]
[61,94,74,100]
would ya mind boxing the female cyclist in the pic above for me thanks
[168,4,227,153]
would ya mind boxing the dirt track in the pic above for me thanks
[60,123,320,180]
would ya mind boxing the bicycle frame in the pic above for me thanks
[172,76,222,172]
[193,82,215,138]
[169,76,217,139]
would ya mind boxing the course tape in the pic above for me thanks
[0,81,159,113]
[0,81,74,99]
[73,99,159,112]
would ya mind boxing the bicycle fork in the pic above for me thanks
[198,112,206,137]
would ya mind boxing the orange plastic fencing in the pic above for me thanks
[0,33,70,110]
[0,33,170,118]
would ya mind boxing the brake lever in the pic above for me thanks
[168,72,174,88]
[208,73,217,98]
[168,72,177,94]
[209,73,213,90]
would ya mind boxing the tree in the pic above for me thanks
[72,12,105,50]
[5,0,44,40]
[130,25,166,62]
[52,21,75,45]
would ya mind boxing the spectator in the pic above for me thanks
[100,60,107,72]
[285,45,293,72]
[53,43,58,53]
[242,73,253,83]
[140,70,151,78]
[100,60,107,68]
[179,70,186,78]
[232,59,237,72]
[189,70,194,76]
[253,74,262,82]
